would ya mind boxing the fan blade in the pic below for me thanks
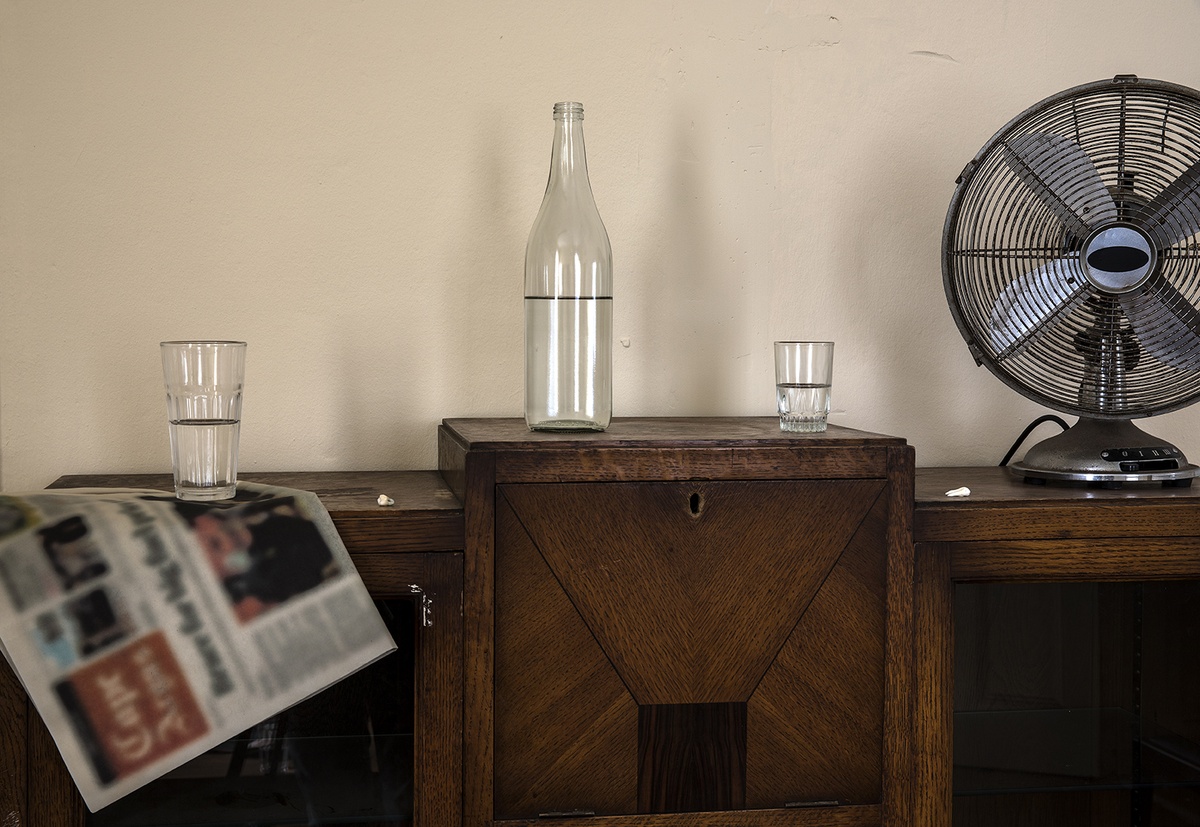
[990,255,1088,356]
[1004,133,1118,238]
[1138,158,1200,249]
[1119,275,1200,370]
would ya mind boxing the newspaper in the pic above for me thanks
[0,482,396,812]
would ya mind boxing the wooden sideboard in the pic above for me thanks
[0,471,464,827]
[13,445,1200,826]
[439,417,915,827]
[914,466,1200,827]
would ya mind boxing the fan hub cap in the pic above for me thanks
[1082,223,1156,294]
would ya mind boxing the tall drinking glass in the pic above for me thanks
[160,341,247,500]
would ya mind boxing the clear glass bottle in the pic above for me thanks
[524,101,613,431]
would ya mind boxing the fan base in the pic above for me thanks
[1008,418,1200,486]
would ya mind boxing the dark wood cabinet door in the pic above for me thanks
[493,479,889,819]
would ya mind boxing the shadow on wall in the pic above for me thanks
[334,333,437,471]
[430,114,526,426]
[308,116,527,468]
[832,76,1033,462]
[631,108,753,415]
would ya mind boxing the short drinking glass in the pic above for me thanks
[160,341,247,500]
[774,341,834,433]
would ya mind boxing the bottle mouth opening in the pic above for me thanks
[553,101,584,119]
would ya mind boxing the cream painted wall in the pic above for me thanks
[4,1,1200,490]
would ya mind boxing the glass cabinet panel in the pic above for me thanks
[88,599,416,827]
[954,581,1200,826]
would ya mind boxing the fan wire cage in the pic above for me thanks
[943,75,1200,483]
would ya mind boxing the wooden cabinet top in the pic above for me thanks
[438,418,912,495]
[915,466,1200,543]
[49,470,464,554]
[440,416,907,449]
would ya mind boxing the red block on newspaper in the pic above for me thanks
[57,630,209,784]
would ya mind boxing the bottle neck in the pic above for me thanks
[549,104,589,187]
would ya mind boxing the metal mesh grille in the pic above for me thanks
[944,78,1200,418]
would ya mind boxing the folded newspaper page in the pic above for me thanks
[0,482,396,811]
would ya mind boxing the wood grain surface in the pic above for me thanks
[747,493,887,809]
[448,420,914,827]
[460,451,498,827]
[881,446,916,827]
[50,470,464,554]
[0,656,27,825]
[915,466,1200,542]
[913,542,953,827]
[412,552,464,827]
[442,417,906,449]
[494,805,883,827]
[493,494,638,819]
[638,703,747,813]
[499,480,884,705]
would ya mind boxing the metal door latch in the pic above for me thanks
[409,584,433,627]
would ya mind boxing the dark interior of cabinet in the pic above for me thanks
[88,599,416,827]
[953,581,1200,826]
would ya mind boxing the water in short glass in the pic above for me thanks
[524,102,613,431]
[774,341,834,433]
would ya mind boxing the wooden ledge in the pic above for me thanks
[48,470,464,554]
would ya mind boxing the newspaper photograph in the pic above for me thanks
[0,483,397,812]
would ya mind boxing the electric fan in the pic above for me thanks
[943,74,1200,485]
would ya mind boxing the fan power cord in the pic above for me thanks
[998,414,1070,467]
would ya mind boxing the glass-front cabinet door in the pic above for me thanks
[14,548,462,827]
[914,465,1200,827]
[87,598,417,827]
[953,581,1200,826]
